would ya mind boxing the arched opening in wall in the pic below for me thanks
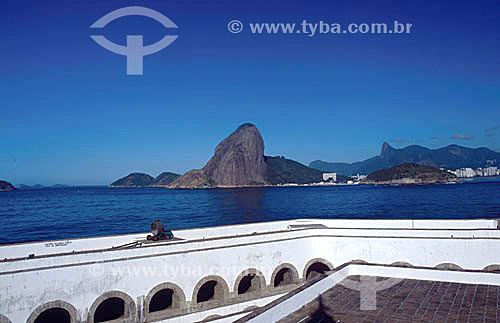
[88,291,135,323]
[273,267,298,287]
[149,289,175,312]
[197,280,223,303]
[33,308,70,323]
[238,274,262,295]
[145,283,186,320]
[27,301,79,323]
[306,262,331,280]
[94,297,125,322]
[192,276,229,306]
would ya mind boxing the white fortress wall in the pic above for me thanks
[0,219,499,322]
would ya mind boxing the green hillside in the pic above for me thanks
[265,156,323,184]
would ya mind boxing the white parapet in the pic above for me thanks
[0,218,499,323]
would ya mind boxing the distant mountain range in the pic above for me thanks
[110,129,500,188]
[310,142,500,176]
[111,124,326,188]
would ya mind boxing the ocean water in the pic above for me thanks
[0,179,499,245]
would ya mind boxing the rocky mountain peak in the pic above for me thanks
[380,142,395,158]
[169,123,267,188]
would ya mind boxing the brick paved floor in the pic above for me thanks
[278,276,500,323]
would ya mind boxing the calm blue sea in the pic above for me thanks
[1,178,499,245]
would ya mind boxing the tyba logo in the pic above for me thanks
[90,6,178,75]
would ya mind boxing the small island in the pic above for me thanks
[109,172,181,188]
[0,180,16,192]
[364,163,458,185]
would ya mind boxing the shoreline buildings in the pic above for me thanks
[450,166,499,178]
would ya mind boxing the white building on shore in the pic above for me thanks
[322,173,337,182]
[480,166,498,177]
[453,168,476,178]
[452,166,499,178]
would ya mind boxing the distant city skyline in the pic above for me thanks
[2,0,500,185]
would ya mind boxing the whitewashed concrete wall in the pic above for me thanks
[0,219,499,322]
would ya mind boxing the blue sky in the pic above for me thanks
[2,0,500,185]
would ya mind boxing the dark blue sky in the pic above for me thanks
[2,0,500,185]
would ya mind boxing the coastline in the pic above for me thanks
[106,176,500,190]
